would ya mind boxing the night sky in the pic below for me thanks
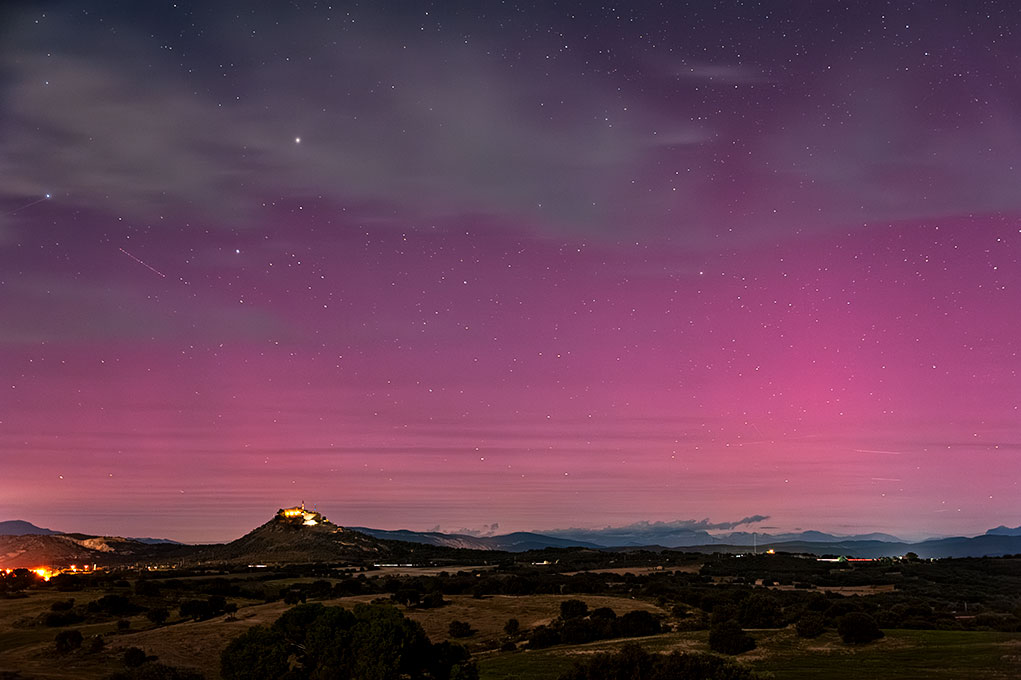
[1,1,1019,543]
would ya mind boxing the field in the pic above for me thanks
[478,629,1021,680]
[0,589,664,679]
[2,564,1019,680]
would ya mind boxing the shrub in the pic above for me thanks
[795,614,826,639]
[222,604,469,680]
[123,647,148,668]
[560,599,589,620]
[837,612,884,644]
[528,624,561,649]
[54,629,83,654]
[617,610,661,638]
[146,607,169,626]
[449,620,474,638]
[50,598,75,611]
[708,620,756,655]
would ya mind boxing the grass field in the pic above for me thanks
[0,591,665,679]
[478,628,1021,680]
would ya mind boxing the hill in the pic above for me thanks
[0,520,59,536]
[350,527,601,551]
[0,533,183,568]
[189,509,394,564]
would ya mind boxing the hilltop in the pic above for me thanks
[0,505,492,569]
[0,520,59,536]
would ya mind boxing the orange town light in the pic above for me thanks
[31,567,53,581]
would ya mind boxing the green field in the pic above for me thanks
[479,629,1021,680]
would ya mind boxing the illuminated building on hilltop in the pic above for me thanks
[277,501,327,526]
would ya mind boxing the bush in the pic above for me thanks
[708,620,755,655]
[560,599,589,620]
[222,604,471,680]
[118,619,132,630]
[221,626,288,680]
[795,614,826,639]
[50,598,75,611]
[617,610,661,638]
[87,635,106,653]
[123,647,148,668]
[43,610,84,627]
[558,642,761,680]
[54,629,83,654]
[146,607,169,626]
[451,662,479,680]
[449,620,474,638]
[528,624,561,649]
[88,594,141,617]
[837,612,884,644]
[503,617,520,636]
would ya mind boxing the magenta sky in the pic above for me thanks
[1,2,1019,543]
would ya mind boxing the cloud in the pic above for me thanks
[448,522,500,537]
[0,7,704,238]
[5,4,1019,248]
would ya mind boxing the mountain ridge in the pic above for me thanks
[2,514,1020,567]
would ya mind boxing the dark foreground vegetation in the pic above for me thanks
[1,549,1019,679]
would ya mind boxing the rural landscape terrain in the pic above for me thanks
[4,3,1021,678]
[1,509,1020,679]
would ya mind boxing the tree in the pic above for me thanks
[837,612,884,644]
[560,599,589,620]
[147,607,169,626]
[617,610,661,638]
[450,661,479,680]
[392,588,421,607]
[222,603,472,680]
[54,629,83,654]
[220,626,289,680]
[448,620,473,638]
[795,613,826,639]
[179,600,212,621]
[123,647,149,668]
[708,620,756,655]
[527,624,561,649]
[739,593,783,628]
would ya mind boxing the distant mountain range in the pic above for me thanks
[538,523,907,548]
[0,520,180,545]
[349,527,603,552]
[986,525,1021,537]
[352,524,1021,558]
[1,516,1019,568]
